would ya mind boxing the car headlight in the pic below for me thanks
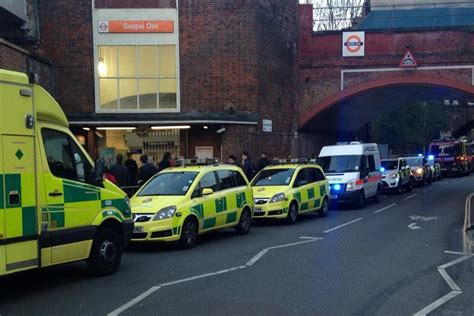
[416,168,423,175]
[346,180,356,191]
[269,193,285,203]
[153,206,177,221]
[389,173,398,179]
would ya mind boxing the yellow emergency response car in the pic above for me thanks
[131,165,253,248]
[0,69,133,277]
[251,163,330,224]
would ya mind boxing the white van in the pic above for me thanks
[317,142,382,208]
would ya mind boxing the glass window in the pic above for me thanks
[252,168,295,186]
[367,155,376,172]
[381,160,398,170]
[231,170,248,187]
[294,169,309,187]
[97,45,178,111]
[42,129,91,183]
[217,170,234,191]
[318,155,362,173]
[197,172,219,193]
[138,172,197,196]
[310,168,325,181]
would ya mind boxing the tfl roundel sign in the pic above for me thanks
[342,31,365,57]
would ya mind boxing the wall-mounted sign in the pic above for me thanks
[399,49,418,68]
[263,119,272,132]
[342,31,365,57]
[98,20,174,33]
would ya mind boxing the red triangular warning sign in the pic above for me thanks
[399,49,418,68]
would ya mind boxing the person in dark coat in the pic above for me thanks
[157,152,172,171]
[228,154,239,166]
[137,154,158,185]
[124,152,138,185]
[241,152,256,181]
[110,154,129,187]
[257,153,271,172]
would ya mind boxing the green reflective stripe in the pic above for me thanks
[319,185,326,196]
[283,207,288,214]
[50,212,65,228]
[22,206,36,236]
[5,174,21,208]
[0,174,3,208]
[236,192,246,208]
[191,204,204,219]
[101,199,129,217]
[101,209,123,220]
[308,188,315,199]
[313,199,321,208]
[226,211,237,224]
[294,192,301,203]
[63,179,97,190]
[172,226,181,235]
[203,218,216,229]
[301,202,309,211]
[64,182,97,203]
[215,197,227,213]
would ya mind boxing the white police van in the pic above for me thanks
[317,142,382,208]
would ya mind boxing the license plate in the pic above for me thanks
[254,207,263,213]
[134,226,144,233]
[330,194,338,199]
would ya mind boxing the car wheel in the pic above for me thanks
[286,202,298,224]
[178,217,198,249]
[87,227,122,276]
[373,186,381,203]
[235,207,251,235]
[318,198,329,217]
[355,190,365,209]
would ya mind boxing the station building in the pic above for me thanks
[0,0,299,163]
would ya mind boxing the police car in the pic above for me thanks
[380,157,412,193]
[251,163,330,224]
[130,164,253,248]
[318,142,382,208]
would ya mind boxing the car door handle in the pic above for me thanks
[49,191,63,197]
[216,199,223,203]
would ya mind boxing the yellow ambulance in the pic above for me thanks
[251,163,330,223]
[131,165,253,248]
[0,69,133,276]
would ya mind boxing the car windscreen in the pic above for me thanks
[252,168,295,186]
[430,144,461,156]
[381,160,398,170]
[317,155,361,173]
[405,157,422,166]
[138,171,198,196]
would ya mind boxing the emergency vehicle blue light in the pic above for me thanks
[428,155,434,160]
[380,167,385,172]
[333,184,341,191]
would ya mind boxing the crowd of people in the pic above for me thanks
[104,151,271,189]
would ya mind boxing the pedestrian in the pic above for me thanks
[137,154,158,185]
[109,154,129,187]
[169,154,177,167]
[157,152,172,171]
[103,166,118,185]
[257,153,271,172]
[124,152,138,185]
[228,154,238,165]
[241,152,256,181]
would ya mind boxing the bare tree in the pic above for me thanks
[300,0,367,31]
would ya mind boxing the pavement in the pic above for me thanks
[0,174,473,315]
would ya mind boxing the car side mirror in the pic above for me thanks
[202,188,214,196]
[94,159,105,185]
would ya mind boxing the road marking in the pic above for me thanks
[415,255,472,315]
[408,223,422,230]
[402,194,417,201]
[409,215,437,222]
[373,203,397,214]
[160,266,247,286]
[108,286,161,316]
[444,250,471,255]
[109,237,322,315]
[463,193,474,255]
[323,218,363,233]
[422,188,433,193]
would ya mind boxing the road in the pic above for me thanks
[1,175,473,315]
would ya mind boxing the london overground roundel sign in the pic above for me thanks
[342,31,365,57]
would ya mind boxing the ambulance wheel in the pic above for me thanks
[235,207,251,235]
[355,190,365,209]
[286,202,298,224]
[87,227,122,276]
[178,217,198,249]
[406,181,413,192]
[318,198,329,217]
[373,186,381,203]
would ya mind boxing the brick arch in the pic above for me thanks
[299,75,474,129]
